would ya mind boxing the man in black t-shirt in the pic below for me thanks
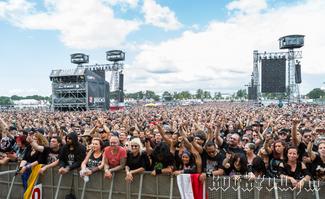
[29,136,62,174]
[200,141,225,182]
[216,132,245,156]
[202,141,225,175]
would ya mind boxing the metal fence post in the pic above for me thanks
[54,174,63,199]
[126,180,131,199]
[138,174,143,199]
[6,172,17,199]
[169,175,174,199]
[237,180,241,199]
[274,181,279,199]
[108,172,115,199]
[80,180,87,199]
[313,181,320,199]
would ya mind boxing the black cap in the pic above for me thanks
[8,126,17,131]
[36,128,45,135]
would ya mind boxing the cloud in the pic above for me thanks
[0,0,140,49]
[0,0,34,23]
[141,0,181,30]
[126,0,325,93]
[227,0,267,14]
[104,0,139,8]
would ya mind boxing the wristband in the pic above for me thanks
[155,169,162,174]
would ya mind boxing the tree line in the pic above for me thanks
[124,89,247,101]
[0,88,324,105]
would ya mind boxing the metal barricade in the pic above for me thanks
[0,163,181,199]
[1,163,324,199]
[207,176,325,199]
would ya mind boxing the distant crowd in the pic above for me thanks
[1,102,325,189]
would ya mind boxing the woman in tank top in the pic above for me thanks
[80,138,104,179]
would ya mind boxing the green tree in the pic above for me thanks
[214,92,222,99]
[0,97,13,105]
[203,91,211,99]
[307,88,325,99]
[236,89,247,99]
[196,89,204,99]
[180,91,191,99]
[162,91,173,101]
[143,90,160,101]
[10,95,23,101]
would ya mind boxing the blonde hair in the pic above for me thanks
[130,138,144,153]
[34,132,49,146]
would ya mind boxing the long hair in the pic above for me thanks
[152,142,171,162]
[34,132,49,147]
[272,140,286,160]
[230,153,248,174]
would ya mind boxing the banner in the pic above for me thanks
[177,174,206,199]
[30,184,42,199]
[23,164,43,199]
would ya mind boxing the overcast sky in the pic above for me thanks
[0,0,324,96]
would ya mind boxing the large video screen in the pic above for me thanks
[261,58,286,93]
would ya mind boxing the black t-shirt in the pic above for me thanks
[220,142,245,156]
[126,151,147,170]
[297,142,318,161]
[23,145,49,164]
[201,150,225,173]
[87,152,102,169]
[278,162,309,180]
[44,147,60,164]
[311,155,325,181]
[266,154,284,178]
[248,156,265,174]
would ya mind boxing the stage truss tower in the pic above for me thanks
[250,35,304,103]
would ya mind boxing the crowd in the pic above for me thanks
[1,102,325,189]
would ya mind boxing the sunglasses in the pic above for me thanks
[131,145,139,148]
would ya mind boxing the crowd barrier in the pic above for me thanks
[0,163,180,199]
[1,163,324,199]
[207,175,325,199]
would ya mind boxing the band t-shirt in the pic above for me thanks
[87,152,103,169]
[44,147,60,164]
[201,150,225,173]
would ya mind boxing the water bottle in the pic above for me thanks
[84,176,89,182]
